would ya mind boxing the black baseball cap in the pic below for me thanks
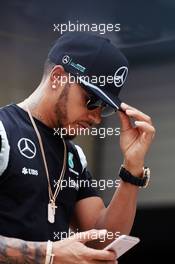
[48,32,129,115]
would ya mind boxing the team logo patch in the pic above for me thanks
[114,66,128,87]
[68,152,74,169]
[62,55,86,73]
[17,138,36,159]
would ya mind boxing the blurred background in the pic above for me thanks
[0,0,175,262]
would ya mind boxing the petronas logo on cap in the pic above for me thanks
[62,55,86,73]
[68,152,74,169]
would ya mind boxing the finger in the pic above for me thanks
[121,102,138,111]
[118,111,132,132]
[91,261,115,264]
[121,103,152,124]
[126,109,152,124]
[121,102,135,111]
[92,261,116,264]
[88,248,116,261]
[69,229,107,243]
[135,121,156,141]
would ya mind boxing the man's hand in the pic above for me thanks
[53,229,117,264]
[118,103,155,175]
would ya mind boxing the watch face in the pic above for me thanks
[143,167,151,188]
[144,167,151,177]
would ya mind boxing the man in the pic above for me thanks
[0,32,155,263]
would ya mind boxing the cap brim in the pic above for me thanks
[78,77,122,110]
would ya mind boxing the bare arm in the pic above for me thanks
[71,103,155,248]
[95,102,155,235]
[0,232,117,264]
[95,181,138,234]
[70,183,138,249]
[0,235,46,264]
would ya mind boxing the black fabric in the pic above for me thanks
[0,104,100,242]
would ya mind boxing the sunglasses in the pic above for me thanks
[85,92,116,117]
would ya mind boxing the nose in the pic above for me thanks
[87,108,102,125]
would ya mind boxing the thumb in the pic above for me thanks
[69,229,107,244]
[118,111,132,132]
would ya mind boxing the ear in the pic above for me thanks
[50,65,66,83]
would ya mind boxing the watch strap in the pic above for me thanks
[119,165,150,188]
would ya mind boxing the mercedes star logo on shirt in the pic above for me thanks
[114,66,128,87]
[17,138,36,159]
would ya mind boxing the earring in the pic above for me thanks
[52,80,57,89]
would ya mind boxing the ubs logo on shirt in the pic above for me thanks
[22,167,38,176]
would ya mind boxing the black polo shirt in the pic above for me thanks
[0,104,99,241]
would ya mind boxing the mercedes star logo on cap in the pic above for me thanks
[114,66,128,87]
[62,55,70,64]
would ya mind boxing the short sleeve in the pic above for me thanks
[74,144,101,201]
[77,168,101,201]
[0,121,10,176]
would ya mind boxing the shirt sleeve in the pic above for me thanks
[74,144,101,201]
[77,167,101,201]
[0,121,10,176]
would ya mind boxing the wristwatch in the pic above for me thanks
[119,165,150,188]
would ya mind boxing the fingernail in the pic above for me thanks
[121,102,128,106]
[126,109,133,114]
[121,102,127,108]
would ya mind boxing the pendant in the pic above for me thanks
[48,202,57,223]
